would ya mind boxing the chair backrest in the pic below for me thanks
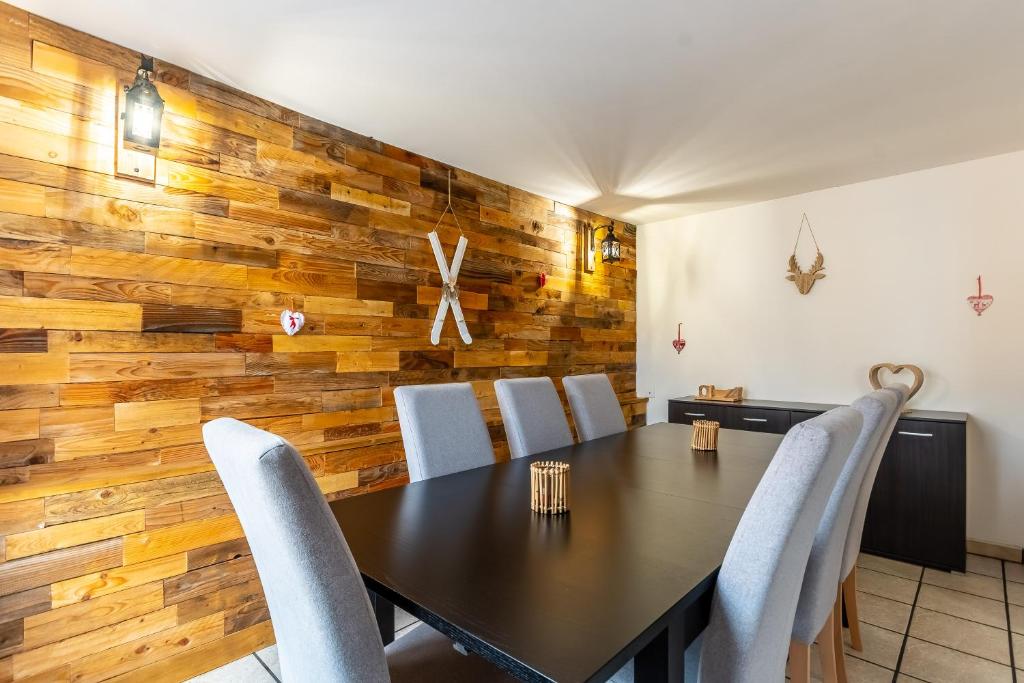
[791,388,902,643]
[561,373,627,441]
[698,407,862,683]
[393,383,495,483]
[841,383,910,579]
[495,377,574,459]
[203,418,390,683]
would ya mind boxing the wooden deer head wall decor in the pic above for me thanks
[786,213,826,295]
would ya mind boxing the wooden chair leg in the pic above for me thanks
[817,610,838,683]
[842,568,863,651]
[834,590,848,683]
[789,640,811,683]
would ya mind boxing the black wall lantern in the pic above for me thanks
[122,55,164,150]
[600,224,621,264]
[582,221,623,272]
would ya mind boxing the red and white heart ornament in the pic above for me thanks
[280,309,305,335]
[967,275,993,316]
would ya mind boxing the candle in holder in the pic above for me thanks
[691,420,720,451]
[530,461,570,514]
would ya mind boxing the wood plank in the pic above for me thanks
[0,328,46,352]
[67,610,224,683]
[155,159,279,209]
[335,351,400,373]
[114,398,201,432]
[38,405,112,438]
[0,499,43,535]
[0,238,69,274]
[0,585,49,624]
[49,553,187,608]
[5,510,145,560]
[30,41,117,92]
[301,406,396,430]
[345,145,419,183]
[200,392,320,421]
[22,582,164,650]
[0,3,30,69]
[44,188,195,238]
[10,606,177,679]
[0,353,68,385]
[140,305,242,334]
[0,295,140,331]
[321,387,382,412]
[163,555,257,606]
[68,353,245,383]
[49,330,216,354]
[0,407,38,443]
[330,183,410,216]
[53,423,202,461]
[0,177,44,216]
[0,120,114,175]
[303,295,392,317]
[102,620,273,683]
[270,334,370,353]
[122,514,244,565]
[0,268,22,295]
[143,233,276,268]
[0,384,57,410]
[70,247,248,290]
[0,538,121,597]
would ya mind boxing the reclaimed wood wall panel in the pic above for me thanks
[0,4,642,679]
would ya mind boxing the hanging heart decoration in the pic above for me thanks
[672,322,686,353]
[967,275,993,316]
[279,309,305,336]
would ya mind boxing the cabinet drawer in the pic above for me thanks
[668,402,729,425]
[790,410,820,427]
[726,407,790,434]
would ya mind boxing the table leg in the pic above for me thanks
[633,620,685,682]
[368,590,395,646]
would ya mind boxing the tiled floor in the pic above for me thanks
[189,554,1024,682]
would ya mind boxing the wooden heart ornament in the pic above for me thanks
[868,363,924,401]
[280,309,305,336]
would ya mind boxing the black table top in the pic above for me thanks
[331,423,782,682]
[670,396,968,424]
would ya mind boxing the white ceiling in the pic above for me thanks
[12,1,1024,224]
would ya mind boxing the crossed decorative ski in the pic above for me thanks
[427,170,472,346]
[428,231,472,345]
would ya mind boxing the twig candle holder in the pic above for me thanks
[530,461,570,514]
[691,420,720,451]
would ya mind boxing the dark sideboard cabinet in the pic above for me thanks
[669,396,967,572]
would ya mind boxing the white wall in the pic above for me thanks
[637,150,1024,549]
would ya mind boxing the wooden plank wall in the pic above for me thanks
[0,3,643,680]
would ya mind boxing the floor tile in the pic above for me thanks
[856,590,913,633]
[188,655,277,683]
[966,554,1003,579]
[1004,561,1024,585]
[807,643,894,682]
[899,637,1013,682]
[1005,580,1024,607]
[1014,632,1024,671]
[922,568,1004,601]
[255,645,280,679]
[1009,603,1024,635]
[843,621,903,669]
[396,607,417,630]
[858,553,924,581]
[909,607,1010,665]
[857,567,919,604]
[916,583,1008,629]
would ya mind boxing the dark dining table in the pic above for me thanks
[330,422,782,682]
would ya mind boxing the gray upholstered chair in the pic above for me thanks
[494,377,574,458]
[561,373,627,441]
[788,388,903,683]
[697,407,862,683]
[203,418,514,683]
[839,383,910,654]
[393,383,495,483]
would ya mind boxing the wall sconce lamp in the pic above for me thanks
[583,222,622,273]
[122,54,164,151]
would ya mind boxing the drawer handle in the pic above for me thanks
[743,417,769,423]
[898,431,933,438]
[684,412,705,417]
